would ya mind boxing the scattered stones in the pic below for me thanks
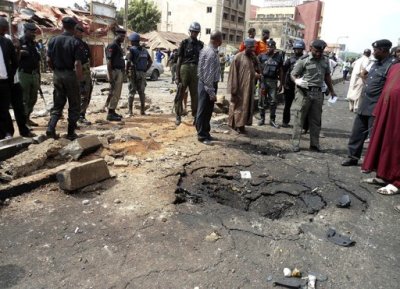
[104,155,115,165]
[124,156,140,166]
[145,158,153,162]
[82,200,90,205]
[114,160,129,167]
[114,199,122,204]
[33,199,42,204]
[205,231,222,242]
[60,136,103,160]
[57,159,111,191]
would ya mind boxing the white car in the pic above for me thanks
[91,62,164,82]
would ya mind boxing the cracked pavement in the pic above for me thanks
[0,77,399,289]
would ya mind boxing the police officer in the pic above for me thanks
[127,32,152,116]
[74,24,92,125]
[282,40,305,127]
[342,39,395,166]
[258,39,284,128]
[175,21,204,125]
[290,39,336,152]
[46,17,84,140]
[19,22,41,127]
[105,27,126,121]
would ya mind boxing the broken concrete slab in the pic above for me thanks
[0,139,64,180]
[0,137,33,161]
[0,162,79,200]
[57,159,111,191]
[60,136,103,160]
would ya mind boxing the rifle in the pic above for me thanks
[173,83,183,115]
[38,73,47,108]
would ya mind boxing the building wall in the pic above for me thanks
[294,0,323,48]
[255,6,296,18]
[155,0,249,47]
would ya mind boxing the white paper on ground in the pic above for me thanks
[240,171,252,179]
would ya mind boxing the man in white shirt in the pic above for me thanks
[346,49,372,112]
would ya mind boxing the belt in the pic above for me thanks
[20,68,39,74]
[307,86,321,91]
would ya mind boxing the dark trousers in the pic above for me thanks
[9,83,30,136]
[196,81,217,140]
[347,114,374,159]
[283,87,295,125]
[50,70,80,126]
[0,81,12,139]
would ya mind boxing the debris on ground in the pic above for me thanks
[326,228,356,247]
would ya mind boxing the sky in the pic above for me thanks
[36,0,400,52]
[251,0,400,52]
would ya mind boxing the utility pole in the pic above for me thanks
[124,0,128,31]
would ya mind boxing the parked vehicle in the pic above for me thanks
[91,62,164,82]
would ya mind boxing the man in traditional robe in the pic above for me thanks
[227,38,260,133]
[346,49,371,112]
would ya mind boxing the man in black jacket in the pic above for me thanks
[0,17,18,139]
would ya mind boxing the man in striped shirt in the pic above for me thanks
[196,31,223,144]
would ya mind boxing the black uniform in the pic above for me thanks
[0,35,18,139]
[46,31,84,136]
[175,37,204,119]
[19,35,41,118]
[282,55,301,125]
[346,55,395,160]
[105,40,125,111]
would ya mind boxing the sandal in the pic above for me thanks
[361,177,386,185]
[377,184,399,195]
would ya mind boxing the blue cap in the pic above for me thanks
[293,40,305,49]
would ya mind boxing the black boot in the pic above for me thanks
[258,110,265,126]
[269,117,280,129]
[107,109,122,121]
[46,116,59,139]
[67,123,79,141]
[78,114,91,125]
[175,115,181,125]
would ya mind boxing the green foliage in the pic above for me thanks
[127,0,161,33]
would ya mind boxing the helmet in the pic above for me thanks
[189,21,201,32]
[293,40,305,49]
[268,39,276,47]
[128,32,140,42]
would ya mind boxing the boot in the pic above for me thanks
[127,97,134,116]
[107,109,122,122]
[78,114,92,125]
[67,123,79,141]
[257,110,265,126]
[46,116,59,139]
[269,117,280,129]
[140,95,146,115]
[175,115,181,126]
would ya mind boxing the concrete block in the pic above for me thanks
[0,137,32,161]
[0,162,79,200]
[60,135,103,160]
[57,159,111,191]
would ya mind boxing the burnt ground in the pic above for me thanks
[0,72,399,289]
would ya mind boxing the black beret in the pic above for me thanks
[24,22,37,31]
[115,27,126,34]
[372,39,392,49]
[311,39,327,50]
[62,17,77,26]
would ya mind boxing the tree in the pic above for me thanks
[127,0,161,33]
